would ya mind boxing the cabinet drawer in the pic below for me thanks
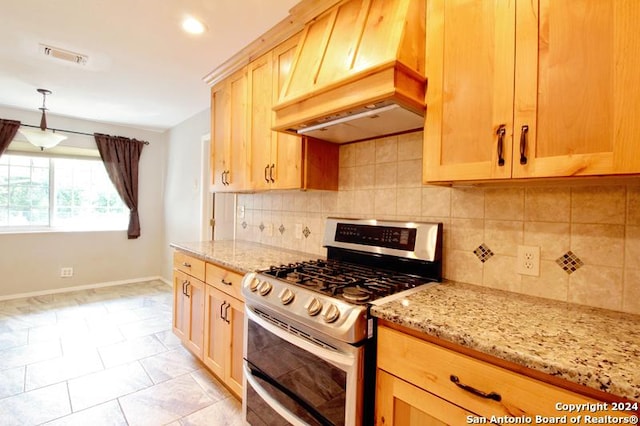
[205,263,244,301]
[173,252,205,281]
[377,326,629,421]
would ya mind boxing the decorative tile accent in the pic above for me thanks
[278,224,285,235]
[473,244,494,263]
[241,221,247,229]
[302,226,311,239]
[556,251,584,274]
[258,223,265,232]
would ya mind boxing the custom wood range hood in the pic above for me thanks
[273,0,426,143]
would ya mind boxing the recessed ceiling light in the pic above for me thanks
[182,16,206,35]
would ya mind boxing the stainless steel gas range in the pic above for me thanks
[241,218,443,426]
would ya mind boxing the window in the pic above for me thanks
[0,153,128,231]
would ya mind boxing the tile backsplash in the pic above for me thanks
[236,131,640,315]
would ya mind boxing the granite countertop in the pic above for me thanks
[371,281,640,403]
[170,240,320,274]
[171,240,640,402]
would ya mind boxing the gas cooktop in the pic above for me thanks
[261,259,427,304]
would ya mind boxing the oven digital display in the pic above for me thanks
[335,223,417,250]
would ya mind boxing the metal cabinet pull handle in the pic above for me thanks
[220,171,225,185]
[184,283,191,298]
[519,125,529,165]
[220,301,228,320]
[264,165,269,183]
[269,164,275,183]
[223,302,231,324]
[225,170,231,185]
[221,278,232,286]
[182,280,189,295]
[496,125,506,167]
[450,375,501,402]
[182,261,191,268]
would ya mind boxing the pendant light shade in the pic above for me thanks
[18,88,67,150]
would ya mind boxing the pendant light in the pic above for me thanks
[18,88,68,150]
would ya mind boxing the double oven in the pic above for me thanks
[241,218,443,425]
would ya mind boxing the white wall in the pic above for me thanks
[162,108,210,281]
[0,106,167,298]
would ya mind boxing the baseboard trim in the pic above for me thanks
[0,276,166,301]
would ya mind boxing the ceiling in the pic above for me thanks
[0,0,299,132]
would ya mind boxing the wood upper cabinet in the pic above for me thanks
[424,0,640,183]
[249,35,339,191]
[211,67,248,192]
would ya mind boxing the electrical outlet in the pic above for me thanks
[295,223,303,240]
[60,267,73,278]
[516,245,540,276]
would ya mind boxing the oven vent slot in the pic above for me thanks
[254,308,338,352]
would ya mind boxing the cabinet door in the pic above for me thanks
[210,69,248,192]
[248,52,275,191]
[172,270,189,341]
[210,82,229,191]
[376,370,477,425]
[271,35,303,190]
[513,0,640,178]
[227,68,248,191]
[203,285,226,379]
[224,295,244,398]
[424,0,516,182]
[184,278,205,358]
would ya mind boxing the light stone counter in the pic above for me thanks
[370,280,640,403]
[170,240,320,274]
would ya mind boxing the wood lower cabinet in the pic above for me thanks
[376,369,476,425]
[376,324,636,425]
[203,262,245,398]
[172,251,245,399]
[203,286,244,398]
[172,267,205,358]
[424,0,640,183]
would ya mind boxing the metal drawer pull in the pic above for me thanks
[221,278,233,286]
[450,375,501,402]
[496,125,506,167]
[182,261,191,268]
[264,165,269,183]
[519,125,529,165]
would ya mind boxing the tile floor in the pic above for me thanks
[0,280,243,426]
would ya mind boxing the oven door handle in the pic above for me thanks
[245,306,355,371]
[244,362,334,426]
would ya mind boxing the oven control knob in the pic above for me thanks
[306,298,323,316]
[279,288,295,305]
[258,281,272,296]
[248,277,262,292]
[323,304,340,323]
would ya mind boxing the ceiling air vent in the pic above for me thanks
[39,44,88,65]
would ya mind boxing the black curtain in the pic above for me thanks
[94,133,146,239]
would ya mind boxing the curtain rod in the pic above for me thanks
[20,123,150,145]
